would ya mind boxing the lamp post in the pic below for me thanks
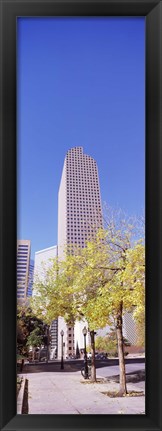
[45,324,50,363]
[82,326,88,379]
[60,330,64,370]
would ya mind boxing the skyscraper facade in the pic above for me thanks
[17,240,31,303]
[58,146,103,258]
[58,147,103,357]
[27,259,34,297]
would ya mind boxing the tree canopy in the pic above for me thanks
[31,208,145,392]
[17,305,48,356]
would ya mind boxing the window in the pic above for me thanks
[17,258,27,262]
[18,252,28,255]
[19,245,28,248]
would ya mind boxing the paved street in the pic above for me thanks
[22,357,145,373]
[19,360,145,414]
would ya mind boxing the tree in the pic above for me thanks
[17,317,29,356]
[95,332,118,356]
[135,311,145,347]
[73,211,145,394]
[32,252,99,380]
[17,305,47,358]
[95,332,130,357]
[26,324,44,361]
[31,257,77,325]
[32,208,145,392]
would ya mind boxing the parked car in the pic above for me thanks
[68,354,77,360]
[96,352,108,360]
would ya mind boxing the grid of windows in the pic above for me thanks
[17,240,31,301]
[58,147,103,357]
[65,147,102,249]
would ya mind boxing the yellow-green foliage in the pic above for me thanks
[95,334,118,356]
[31,212,145,336]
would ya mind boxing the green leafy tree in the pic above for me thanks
[32,209,145,392]
[95,333,118,356]
[26,325,44,361]
[73,211,145,394]
[63,209,145,390]
[17,305,47,358]
[77,247,144,391]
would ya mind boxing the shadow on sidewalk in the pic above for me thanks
[105,369,145,384]
[18,359,110,374]
[18,358,145,375]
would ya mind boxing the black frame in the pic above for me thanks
[0,0,162,430]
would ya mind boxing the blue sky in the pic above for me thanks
[17,17,145,260]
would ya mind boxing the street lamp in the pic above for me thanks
[60,330,64,370]
[45,324,50,363]
[82,326,88,379]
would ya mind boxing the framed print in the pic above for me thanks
[0,0,162,430]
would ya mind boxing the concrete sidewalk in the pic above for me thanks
[20,369,145,415]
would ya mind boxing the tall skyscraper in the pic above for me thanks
[58,147,103,357]
[17,240,31,303]
[58,146,103,258]
[34,245,58,358]
[27,259,34,297]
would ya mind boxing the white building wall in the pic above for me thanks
[33,245,58,357]
[34,245,58,284]
[74,320,89,351]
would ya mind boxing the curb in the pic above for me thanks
[17,377,25,414]
[17,376,29,414]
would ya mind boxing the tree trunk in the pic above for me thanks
[90,330,96,382]
[116,301,127,396]
[20,359,24,372]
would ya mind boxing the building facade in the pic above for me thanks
[58,147,103,357]
[27,258,34,297]
[58,146,103,258]
[34,245,58,358]
[123,311,137,345]
[17,240,31,303]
